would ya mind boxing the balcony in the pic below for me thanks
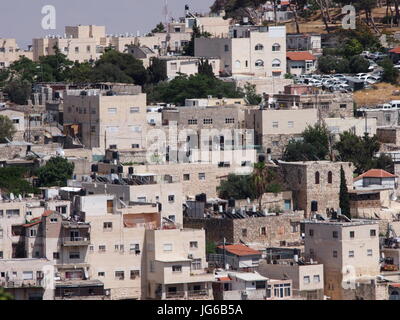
[0,279,43,288]
[62,237,91,246]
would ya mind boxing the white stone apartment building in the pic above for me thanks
[195,25,287,78]
[145,228,214,300]
[0,38,33,68]
[157,56,220,79]
[304,220,380,300]
[63,88,147,155]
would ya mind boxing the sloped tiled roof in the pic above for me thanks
[217,244,261,257]
[354,169,397,182]
[287,51,317,61]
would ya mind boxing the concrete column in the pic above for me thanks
[161,284,166,300]
[183,283,188,299]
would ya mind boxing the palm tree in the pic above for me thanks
[252,162,270,211]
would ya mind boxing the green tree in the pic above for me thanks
[183,24,211,56]
[8,56,39,83]
[349,55,370,74]
[218,174,256,200]
[0,288,13,300]
[38,46,74,82]
[339,165,350,219]
[4,80,32,105]
[244,82,262,105]
[151,22,166,34]
[37,157,74,187]
[148,57,167,83]
[0,115,16,142]
[67,61,94,83]
[252,162,271,210]
[379,58,399,84]
[198,59,215,78]
[283,123,331,161]
[317,55,349,74]
[0,167,37,195]
[340,39,363,58]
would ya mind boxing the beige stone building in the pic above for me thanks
[195,25,286,78]
[145,228,214,300]
[245,108,318,159]
[0,38,33,68]
[63,87,147,155]
[325,117,377,141]
[280,161,355,217]
[304,220,380,300]
[156,56,220,79]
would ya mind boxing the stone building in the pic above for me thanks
[184,211,303,247]
[280,161,354,217]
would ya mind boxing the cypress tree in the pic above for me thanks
[340,165,351,219]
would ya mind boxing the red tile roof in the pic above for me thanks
[42,210,56,217]
[354,169,397,182]
[287,51,317,61]
[389,47,400,54]
[22,217,42,228]
[217,276,231,282]
[217,244,261,257]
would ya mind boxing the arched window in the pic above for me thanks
[272,59,281,67]
[328,171,333,184]
[255,43,264,51]
[235,60,241,68]
[272,43,281,52]
[315,171,320,184]
[255,59,264,67]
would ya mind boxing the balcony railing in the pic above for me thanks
[0,279,43,288]
[165,291,185,299]
[63,237,90,246]
[165,289,209,299]
[187,289,209,297]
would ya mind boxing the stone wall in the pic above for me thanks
[261,134,301,159]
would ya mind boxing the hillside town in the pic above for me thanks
[2,1,400,302]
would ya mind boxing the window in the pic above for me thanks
[171,62,178,71]
[130,270,140,279]
[309,229,314,237]
[163,244,173,251]
[168,195,175,203]
[75,47,79,53]
[0,229,3,239]
[130,107,140,113]
[370,229,376,237]
[89,245,94,252]
[130,125,142,132]
[260,227,267,236]
[304,276,310,284]
[188,119,197,125]
[255,43,264,51]
[198,173,206,180]
[108,108,117,114]
[191,259,202,270]
[103,222,113,231]
[333,231,338,238]
[0,251,2,259]
[130,243,140,255]
[255,59,264,67]
[98,272,105,277]
[340,104,347,109]
[272,43,281,52]
[328,171,333,184]
[272,59,281,67]
[242,228,248,237]
[109,144,117,150]
[132,144,140,148]
[99,245,106,252]
[224,45,229,52]
[313,275,321,283]
[288,121,294,128]
[349,250,354,258]
[183,174,190,181]
[225,118,235,124]
[29,229,37,237]
[367,249,373,256]
[115,271,124,280]
[50,217,58,223]
[53,252,60,259]
[69,252,80,259]
[350,231,355,238]
[333,250,338,258]
[23,271,33,280]
[6,209,20,217]
[190,241,198,249]
[272,121,279,128]
[172,265,182,273]
[203,118,213,124]
[315,171,320,184]
[168,215,176,222]
[86,45,91,53]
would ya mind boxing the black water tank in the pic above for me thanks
[258,154,266,162]
[228,198,236,208]
[117,166,123,173]
[311,201,318,212]
[128,167,134,174]
[91,164,98,173]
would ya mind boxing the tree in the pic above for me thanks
[0,167,37,195]
[339,165,350,219]
[148,58,167,84]
[183,24,211,56]
[244,82,262,105]
[340,39,363,58]
[283,124,331,161]
[151,22,165,34]
[375,153,394,173]
[349,55,370,74]
[198,59,215,78]
[379,58,399,84]
[252,162,270,210]
[318,55,350,74]
[4,80,32,105]
[146,73,244,105]
[218,174,256,200]
[8,56,39,83]
[0,115,16,142]
[0,288,13,300]
[37,157,74,187]
[67,61,94,83]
